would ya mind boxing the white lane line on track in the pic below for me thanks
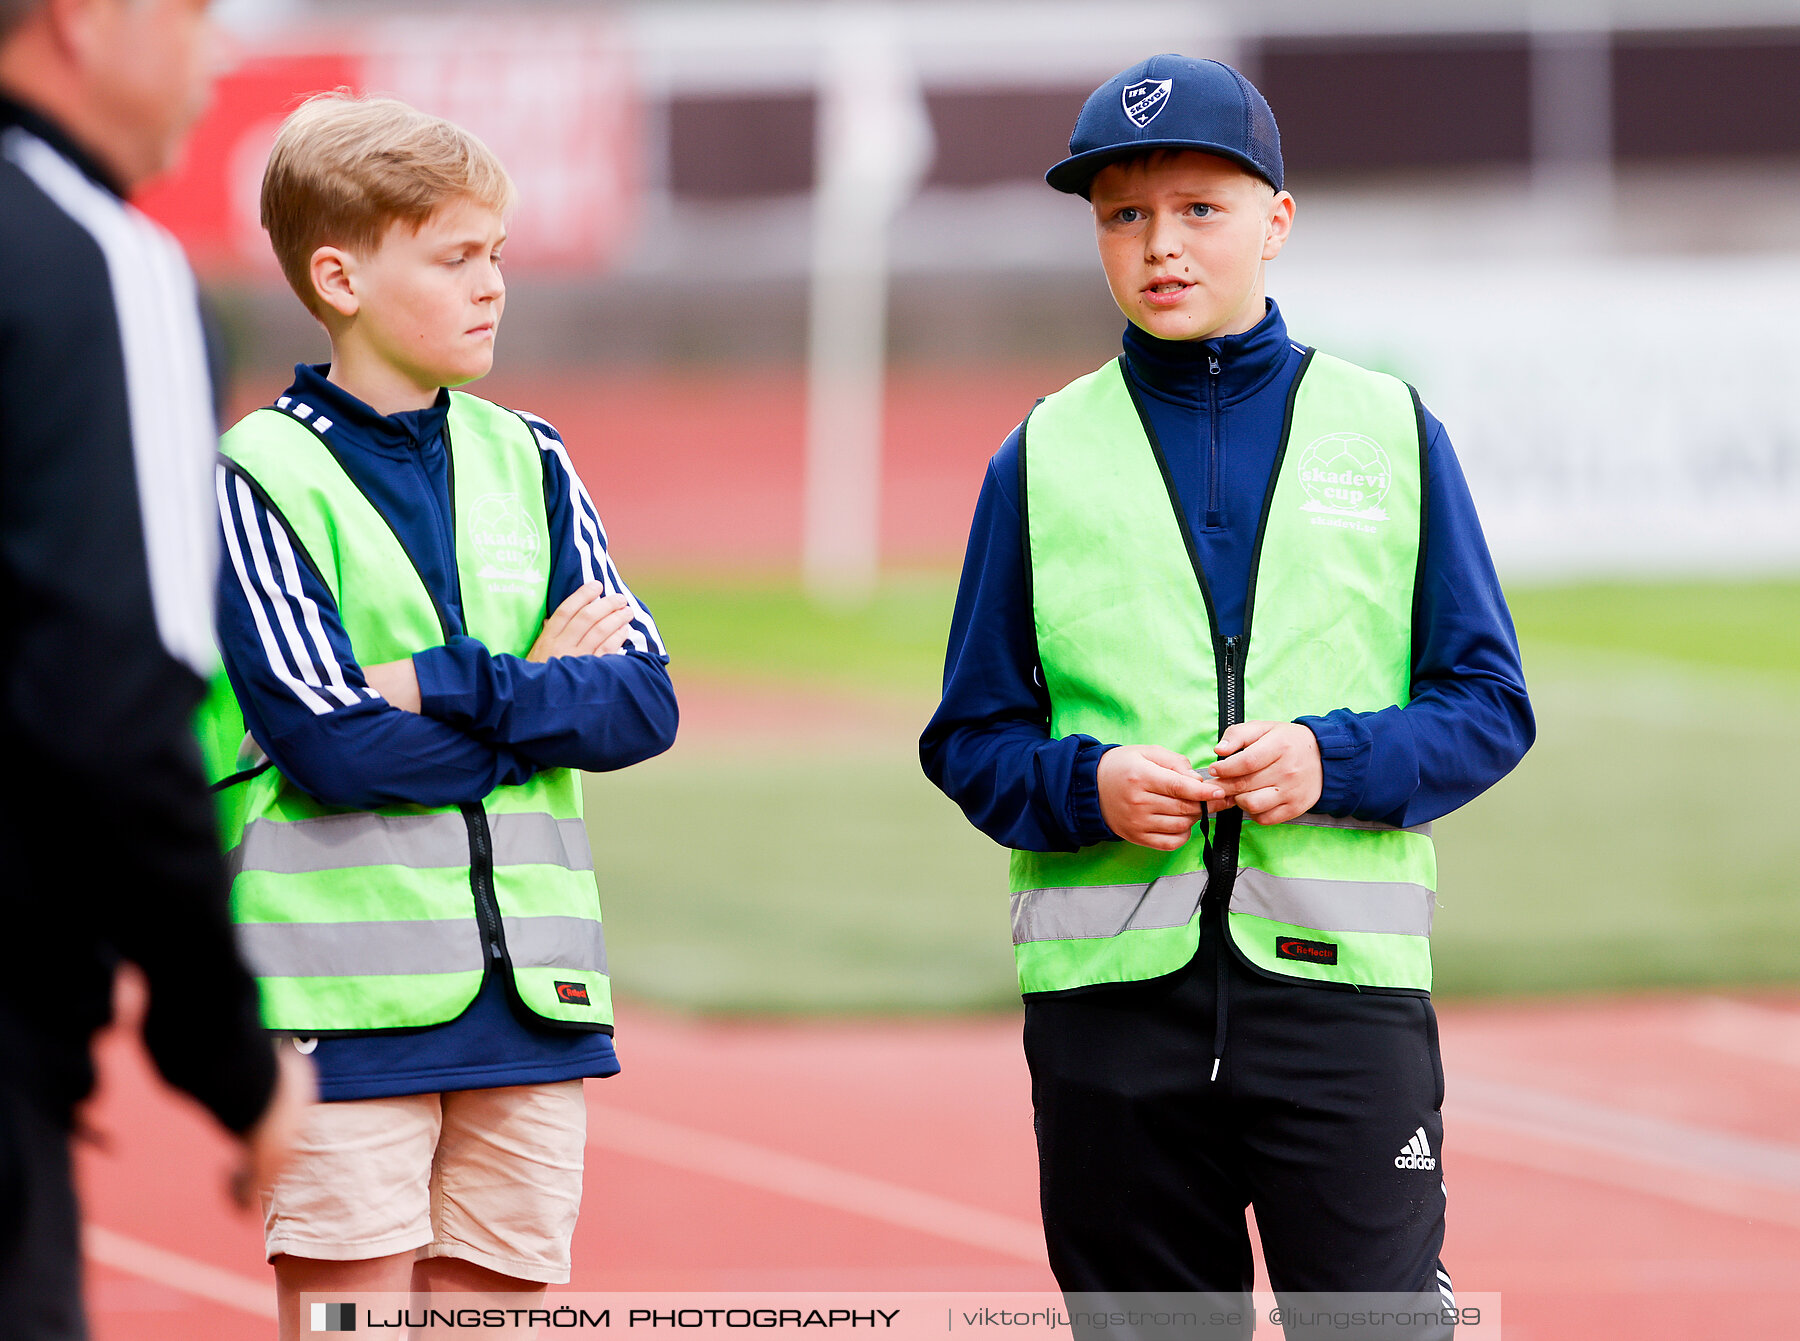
[83,1224,274,1317]
[1685,996,1800,1070]
[1449,1073,1800,1228]
[1451,1120,1800,1231]
[88,1074,1798,1309]
[587,1102,1046,1263]
[1452,1073,1800,1187]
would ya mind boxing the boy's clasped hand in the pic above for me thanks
[1096,720,1324,848]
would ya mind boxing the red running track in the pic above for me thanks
[78,985,1800,1340]
[228,364,1052,572]
[467,365,1086,570]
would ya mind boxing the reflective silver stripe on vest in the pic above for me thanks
[1291,813,1434,837]
[230,812,594,875]
[493,814,594,871]
[504,915,609,975]
[1011,870,1207,945]
[237,913,607,978]
[1229,866,1435,937]
[236,918,484,978]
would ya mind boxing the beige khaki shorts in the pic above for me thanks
[263,1080,586,1284]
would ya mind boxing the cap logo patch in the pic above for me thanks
[1122,78,1174,128]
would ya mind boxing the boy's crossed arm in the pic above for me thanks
[365,583,635,712]
[1097,721,1324,849]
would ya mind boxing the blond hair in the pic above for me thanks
[261,91,515,315]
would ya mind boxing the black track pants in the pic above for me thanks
[0,1082,85,1341]
[1024,922,1454,1340]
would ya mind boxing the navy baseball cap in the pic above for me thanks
[1047,54,1283,196]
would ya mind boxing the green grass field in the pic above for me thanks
[587,578,1800,1013]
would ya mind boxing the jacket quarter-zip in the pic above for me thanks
[1204,351,1224,529]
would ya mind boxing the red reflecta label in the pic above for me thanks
[553,981,591,1006]
[1275,937,1339,965]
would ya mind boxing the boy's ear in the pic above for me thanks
[1262,190,1295,263]
[310,246,359,319]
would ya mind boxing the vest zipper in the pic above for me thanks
[1205,351,1223,529]
[459,801,508,964]
[1211,633,1246,890]
[444,426,503,971]
[1219,633,1244,729]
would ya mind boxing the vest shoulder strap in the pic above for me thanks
[221,406,450,653]
[439,394,556,651]
[446,390,542,450]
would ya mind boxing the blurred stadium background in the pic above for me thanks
[84,0,1800,1336]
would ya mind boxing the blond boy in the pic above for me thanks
[207,94,675,1333]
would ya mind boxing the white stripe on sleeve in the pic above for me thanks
[5,129,221,677]
[523,413,667,657]
[236,477,326,689]
[268,523,360,707]
[599,544,665,656]
[216,467,332,716]
[522,416,601,587]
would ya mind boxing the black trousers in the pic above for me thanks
[1025,916,1453,1341]
[0,1081,85,1341]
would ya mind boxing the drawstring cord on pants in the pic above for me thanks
[1210,901,1229,1082]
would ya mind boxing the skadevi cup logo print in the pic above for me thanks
[1122,78,1174,128]
[1297,432,1392,523]
[470,492,542,587]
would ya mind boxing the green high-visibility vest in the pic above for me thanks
[1012,349,1437,996]
[206,393,612,1035]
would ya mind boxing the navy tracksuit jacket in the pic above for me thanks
[922,300,1532,1320]
[216,364,677,1100]
[921,300,1533,849]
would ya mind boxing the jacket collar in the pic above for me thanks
[285,363,451,455]
[0,93,127,199]
[1121,298,1293,409]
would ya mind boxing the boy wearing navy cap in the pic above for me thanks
[922,55,1532,1335]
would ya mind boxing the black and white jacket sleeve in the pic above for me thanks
[0,101,275,1132]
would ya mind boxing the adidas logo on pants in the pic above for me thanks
[1395,1126,1438,1170]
